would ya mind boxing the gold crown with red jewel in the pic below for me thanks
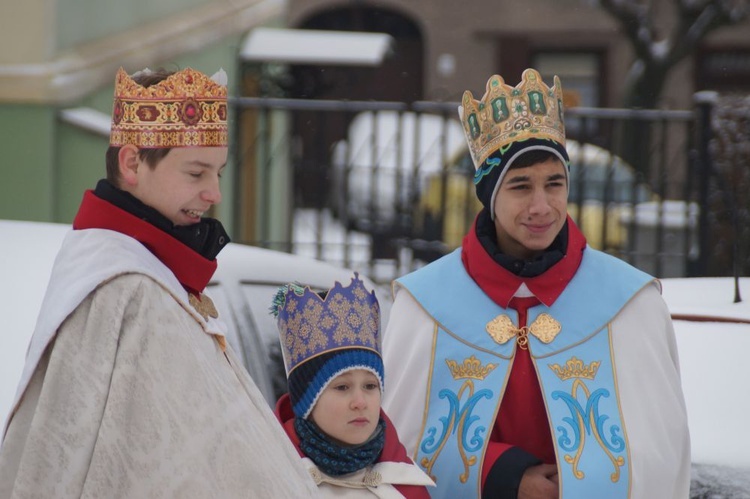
[109,67,228,148]
[459,68,566,169]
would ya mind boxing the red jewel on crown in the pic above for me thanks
[180,98,202,125]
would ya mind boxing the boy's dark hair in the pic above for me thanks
[509,149,560,170]
[105,68,175,186]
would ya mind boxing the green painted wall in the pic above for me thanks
[0,38,244,224]
[0,106,55,221]
[57,0,212,51]
[55,123,108,223]
[53,73,119,224]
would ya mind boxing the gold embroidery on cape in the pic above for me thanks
[485,314,516,344]
[528,313,561,343]
[189,293,219,320]
[446,355,497,381]
[549,357,600,381]
[548,356,625,482]
[486,313,560,349]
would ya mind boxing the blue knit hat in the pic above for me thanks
[270,274,384,419]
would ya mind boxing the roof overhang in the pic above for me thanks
[240,27,394,66]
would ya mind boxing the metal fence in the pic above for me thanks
[230,96,721,284]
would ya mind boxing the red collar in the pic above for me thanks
[73,190,217,294]
[460,215,586,308]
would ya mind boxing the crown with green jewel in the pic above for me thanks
[459,68,566,170]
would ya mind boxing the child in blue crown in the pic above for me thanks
[270,274,434,498]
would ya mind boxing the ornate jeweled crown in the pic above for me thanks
[459,68,566,171]
[110,67,228,148]
[273,274,381,376]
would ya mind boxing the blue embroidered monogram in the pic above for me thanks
[417,346,510,495]
[421,357,499,476]
[539,333,630,497]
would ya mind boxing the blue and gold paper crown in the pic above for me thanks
[271,274,383,418]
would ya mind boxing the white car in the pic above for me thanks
[0,219,388,426]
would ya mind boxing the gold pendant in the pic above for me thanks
[189,293,219,320]
[528,313,561,343]
[486,312,561,347]
[485,314,517,344]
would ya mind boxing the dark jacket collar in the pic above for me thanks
[73,182,229,294]
[93,179,230,261]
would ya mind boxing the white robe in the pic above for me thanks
[382,281,691,499]
[0,229,320,498]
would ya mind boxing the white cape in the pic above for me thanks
[0,229,319,498]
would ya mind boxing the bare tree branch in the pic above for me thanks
[588,0,750,107]
[667,3,719,66]
[594,0,655,61]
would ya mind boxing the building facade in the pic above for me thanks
[0,0,285,225]
[284,0,750,107]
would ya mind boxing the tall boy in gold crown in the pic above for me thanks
[0,67,318,497]
[381,69,690,499]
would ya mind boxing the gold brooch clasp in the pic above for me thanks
[189,293,219,320]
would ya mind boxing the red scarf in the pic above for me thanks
[460,215,587,308]
[73,190,217,294]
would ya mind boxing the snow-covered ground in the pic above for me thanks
[674,319,749,467]
[661,277,750,496]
